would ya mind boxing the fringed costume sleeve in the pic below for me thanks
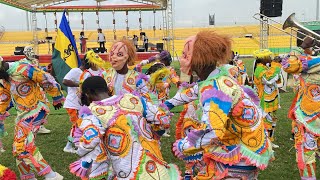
[0,81,11,119]
[172,71,274,179]
[254,62,281,97]
[164,83,198,110]
[19,63,64,105]
[70,108,111,180]
[281,56,308,74]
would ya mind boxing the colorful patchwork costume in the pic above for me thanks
[70,93,181,180]
[167,65,274,179]
[253,49,282,143]
[103,68,150,96]
[136,51,180,102]
[0,79,10,153]
[71,40,159,179]
[174,100,204,179]
[174,64,243,179]
[0,59,64,180]
[281,49,320,180]
[166,31,274,179]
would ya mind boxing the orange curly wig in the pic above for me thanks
[110,39,137,66]
[191,31,232,71]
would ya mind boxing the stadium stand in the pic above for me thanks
[0,24,297,56]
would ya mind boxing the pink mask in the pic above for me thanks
[109,42,129,71]
[180,36,196,75]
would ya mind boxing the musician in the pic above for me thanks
[282,37,320,180]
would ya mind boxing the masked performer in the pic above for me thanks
[281,37,320,180]
[138,51,180,137]
[22,46,52,134]
[104,39,150,96]
[164,31,274,179]
[0,56,64,180]
[253,49,282,148]
[79,50,107,84]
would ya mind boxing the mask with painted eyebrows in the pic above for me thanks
[180,36,196,75]
[109,42,129,71]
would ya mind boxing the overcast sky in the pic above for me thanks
[0,0,318,31]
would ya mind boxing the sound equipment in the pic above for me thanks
[14,46,25,55]
[99,47,106,53]
[260,0,283,17]
[137,48,145,52]
[45,36,53,41]
[87,47,98,53]
[156,43,164,52]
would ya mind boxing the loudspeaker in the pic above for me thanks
[14,46,25,55]
[260,0,283,17]
[156,43,164,52]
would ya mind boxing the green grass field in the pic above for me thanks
[1,59,320,179]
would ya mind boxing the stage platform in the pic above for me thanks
[1,52,159,66]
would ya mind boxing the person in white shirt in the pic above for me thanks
[97,28,106,53]
[62,59,86,153]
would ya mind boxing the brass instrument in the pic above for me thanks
[283,13,320,40]
[253,13,320,50]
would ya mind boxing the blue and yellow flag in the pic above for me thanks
[52,11,80,90]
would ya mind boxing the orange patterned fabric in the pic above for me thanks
[66,108,79,124]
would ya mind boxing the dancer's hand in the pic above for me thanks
[140,59,149,66]
[300,37,315,49]
[54,103,63,110]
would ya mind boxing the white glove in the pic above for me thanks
[140,59,149,66]
[0,56,3,62]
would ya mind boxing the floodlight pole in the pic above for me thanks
[166,0,174,56]
[317,0,319,21]
[26,11,30,31]
[31,7,39,54]
[162,9,167,49]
